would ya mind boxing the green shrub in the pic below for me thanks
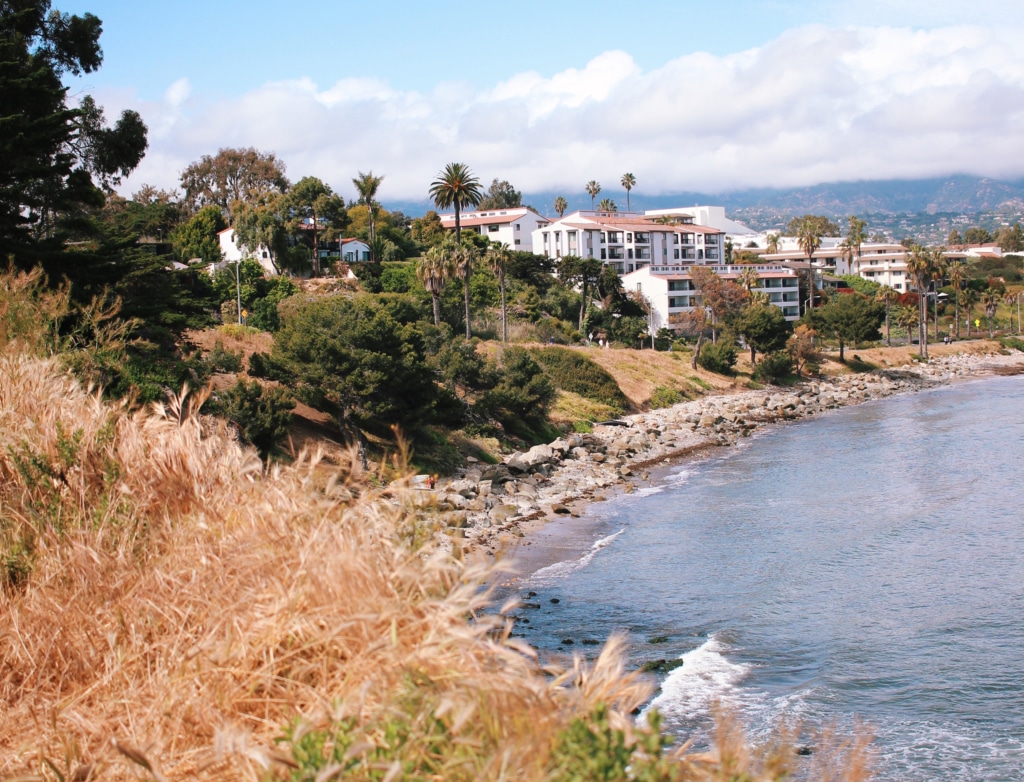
[649,386,682,409]
[215,379,295,459]
[696,341,737,374]
[753,351,794,383]
[999,336,1024,352]
[206,340,243,373]
[528,347,629,410]
[477,347,557,442]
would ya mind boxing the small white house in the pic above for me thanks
[340,237,371,263]
[215,228,276,275]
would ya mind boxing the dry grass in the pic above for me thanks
[0,269,874,781]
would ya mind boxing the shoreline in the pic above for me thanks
[432,347,1024,577]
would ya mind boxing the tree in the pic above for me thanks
[796,217,823,312]
[895,304,919,346]
[217,379,295,459]
[845,215,867,255]
[179,147,289,218]
[905,243,933,357]
[963,226,993,245]
[874,285,900,347]
[784,214,840,237]
[585,180,601,210]
[947,229,963,246]
[272,293,443,437]
[351,170,384,243]
[172,205,226,265]
[0,0,148,273]
[765,233,781,254]
[417,241,454,327]
[553,196,568,218]
[233,194,290,274]
[596,198,617,213]
[807,293,884,362]
[690,266,748,341]
[947,259,968,339]
[737,304,791,364]
[557,255,604,331]
[981,289,999,337]
[738,266,759,295]
[929,248,947,340]
[620,173,636,212]
[410,210,446,247]
[487,241,513,342]
[996,222,1024,253]
[429,163,483,338]
[477,178,521,210]
[286,176,347,275]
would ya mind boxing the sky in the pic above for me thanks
[58,0,1024,207]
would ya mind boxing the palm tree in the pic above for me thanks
[797,218,822,313]
[585,180,601,210]
[352,170,384,244]
[596,198,617,213]
[875,285,900,347]
[429,163,483,338]
[1006,290,1022,334]
[947,259,967,339]
[418,242,454,327]
[553,196,567,218]
[905,243,933,358]
[738,266,759,294]
[845,215,867,266]
[961,287,979,338]
[487,242,512,342]
[896,305,919,346]
[765,232,781,255]
[452,241,478,337]
[981,288,999,337]
[621,172,636,212]
[929,248,948,340]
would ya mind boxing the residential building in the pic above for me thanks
[438,206,548,252]
[833,244,968,292]
[532,211,725,274]
[622,263,803,332]
[339,237,370,263]
[643,205,756,237]
[216,228,276,275]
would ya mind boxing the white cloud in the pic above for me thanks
[113,23,1024,203]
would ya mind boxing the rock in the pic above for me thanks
[478,479,492,497]
[445,511,468,528]
[491,504,519,523]
[552,504,572,514]
[449,479,477,497]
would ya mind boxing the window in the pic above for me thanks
[515,223,521,231]
[674,249,680,259]
[636,283,642,292]
[488,224,499,233]
[627,233,633,242]
[515,239,521,245]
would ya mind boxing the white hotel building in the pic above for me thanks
[439,207,548,253]
[531,211,726,274]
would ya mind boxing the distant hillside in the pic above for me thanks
[388,175,1024,221]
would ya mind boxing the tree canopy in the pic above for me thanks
[179,147,289,218]
[785,214,840,237]
[477,178,522,210]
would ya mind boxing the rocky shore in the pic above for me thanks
[428,350,1024,556]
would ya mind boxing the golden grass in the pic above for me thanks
[0,269,873,780]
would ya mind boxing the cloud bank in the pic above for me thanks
[103,23,1024,204]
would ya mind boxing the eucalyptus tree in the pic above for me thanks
[797,218,822,312]
[352,170,384,243]
[418,241,455,327]
[553,196,568,218]
[905,243,933,357]
[585,180,601,210]
[487,241,513,342]
[946,259,968,339]
[558,254,604,330]
[429,163,483,337]
[621,173,636,212]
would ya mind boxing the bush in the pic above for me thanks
[206,340,243,373]
[649,386,683,409]
[999,336,1024,352]
[753,351,794,383]
[696,340,737,374]
[528,347,629,410]
[215,379,295,459]
[477,347,557,441]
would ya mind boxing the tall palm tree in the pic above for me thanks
[553,196,568,218]
[738,265,759,294]
[352,171,384,243]
[896,305,919,346]
[846,216,867,261]
[947,259,967,339]
[452,241,478,338]
[1005,290,1022,334]
[429,163,483,337]
[620,172,636,212]
[487,242,513,342]
[797,218,822,313]
[596,198,617,213]
[585,180,601,210]
[981,288,1000,338]
[961,287,979,338]
[418,242,454,327]
[765,232,781,255]
[875,285,899,347]
[905,243,933,358]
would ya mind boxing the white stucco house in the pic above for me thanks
[339,237,371,263]
[215,228,276,275]
[531,210,725,274]
[439,207,548,252]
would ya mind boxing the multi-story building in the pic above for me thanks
[833,244,968,292]
[532,211,725,274]
[622,263,803,331]
[438,207,548,252]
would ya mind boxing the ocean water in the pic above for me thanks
[510,374,1024,780]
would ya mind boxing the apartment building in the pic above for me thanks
[532,211,725,273]
[438,207,548,252]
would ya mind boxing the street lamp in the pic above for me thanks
[234,258,242,325]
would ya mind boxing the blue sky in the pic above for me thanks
[58,0,1024,204]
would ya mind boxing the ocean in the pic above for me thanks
[508,374,1024,780]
